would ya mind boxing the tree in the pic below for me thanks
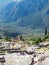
[0,37,2,39]
[20,35,22,40]
[45,27,47,35]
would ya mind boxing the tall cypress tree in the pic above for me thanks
[45,27,47,35]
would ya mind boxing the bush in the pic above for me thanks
[47,46,49,49]
[32,36,42,45]
[42,35,49,42]
[4,36,11,41]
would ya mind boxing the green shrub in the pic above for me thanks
[42,35,49,42]
[4,36,11,41]
[32,36,42,45]
[47,46,49,49]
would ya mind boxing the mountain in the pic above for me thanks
[0,0,49,36]
[0,0,49,22]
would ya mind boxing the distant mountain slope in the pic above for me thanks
[0,0,49,36]
[0,0,49,23]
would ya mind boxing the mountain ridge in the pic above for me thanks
[0,0,49,36]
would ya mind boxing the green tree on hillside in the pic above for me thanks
[45,27,47,35]
[20,35,22,40]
